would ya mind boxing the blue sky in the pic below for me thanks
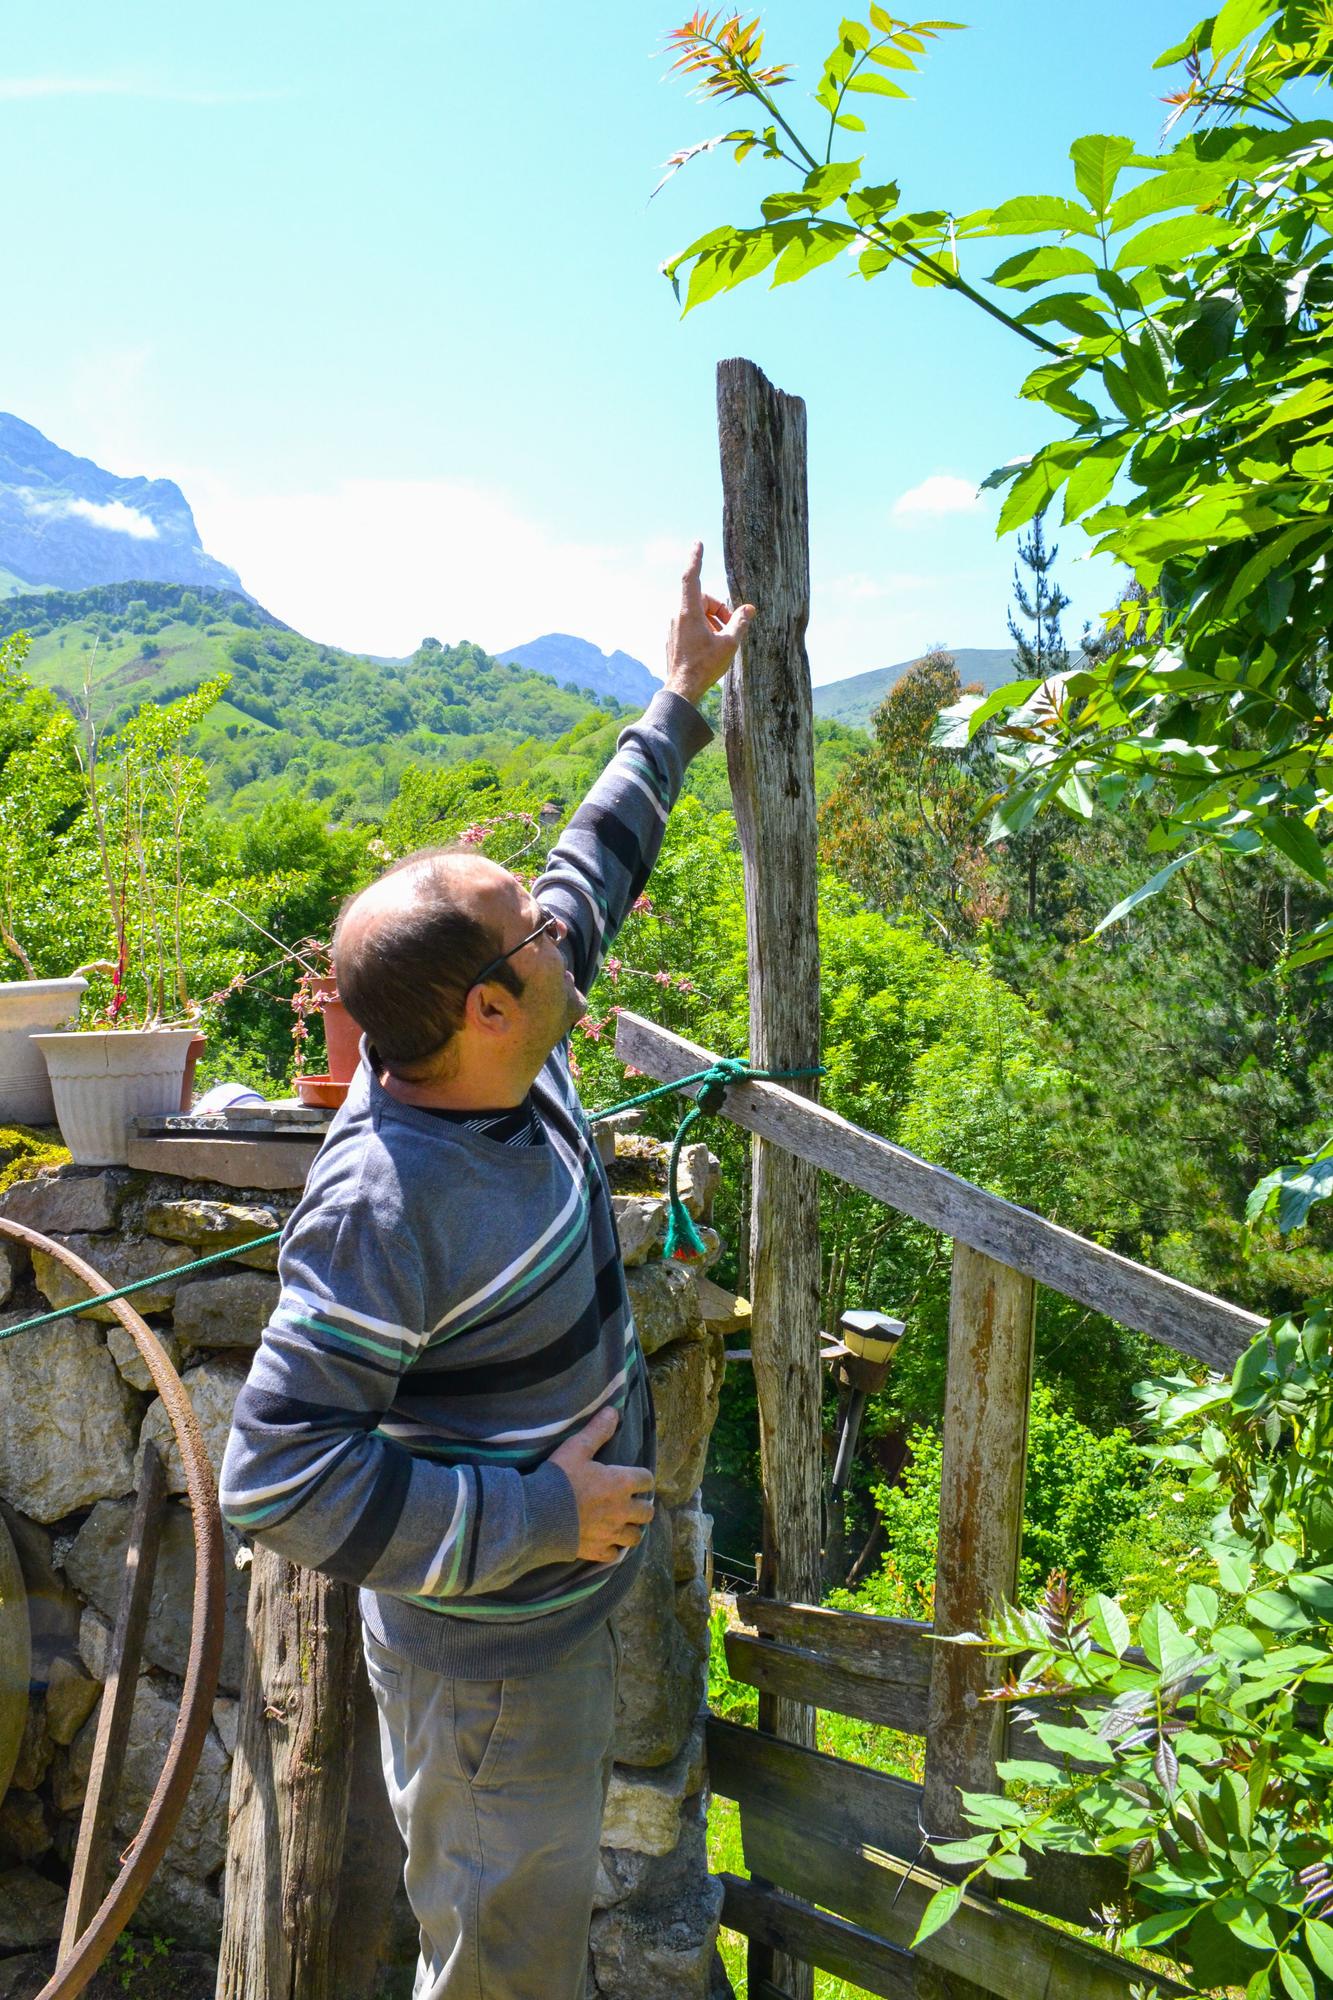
[2,2,1180,682]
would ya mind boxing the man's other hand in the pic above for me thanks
[664,542,754,706]
[550,1406,655,1563]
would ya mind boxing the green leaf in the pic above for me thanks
[1122,1908,1196,1948]
[1070,133,1137,216]
[802,160,863,208]
[1247,1142,1333,1235]
[1212,0,1279,58]
[1261,814,1328,886]
[1114,214,1232,270]
[1031,1720,1116,1762]
[1286,1569,1333,1612]
[1062,435,1131,522]
[988,244,1100,290]
[997,444,1083,533]
[1016,292,1113,341]
[930,1834,995,1865]
[1110,164,1236,231]
[772,223,856,289]
[1304,1919,1333,1979]
[1140,1601,1195,1671]
[1100,359,1144,423]
[1090,1593,1132,1657]
[1277,1951,1317,2000]
[982,193,1098,237]
[846,71,910,97]
[911,1883,962,1948]
[1184,1583,1219,1630]
[1246,1588,1309,1632]
[1089,848,1204,937]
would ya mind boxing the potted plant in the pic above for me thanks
[208,906,363,1106]
[34,678,226,1164]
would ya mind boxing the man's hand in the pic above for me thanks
[664,542,754,706]
[550,1406,655,1564]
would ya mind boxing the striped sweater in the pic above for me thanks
[219,689,713,1676]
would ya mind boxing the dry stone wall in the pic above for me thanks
[0,1136,737,1999]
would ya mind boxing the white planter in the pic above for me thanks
[0,978,88,1126]
[33,1028,199,1166]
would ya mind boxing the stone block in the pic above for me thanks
[0,1506,80,1678]
[213,1694,239,1757]
[140,1197,282,1271]
[77,1606,111,1683]
[0,1321,136,1520]
[44,1657,100,1745]
[691,1276,750,1337]
[603,1720,706,1857]
[172,1268,279,1351]
[0,1793,50,1868]
[66,1497,251,1694]
[106,1318,185,1393]
[64,1675,230,1878]
[648,1333,724,1509]
[677,1143,721,1224]
[0,1243,18,1308]
[30,1233,194,1323]
[0,1868,65,1950]
[138,1355,248,1495]
[590,1872,724,2000]
[670,1496,711,1586]
[674,1577,711,1662]
[594,1805,707,1911]
[133,1859,223,1950]
[625,1262,706,1361]
[9,1702,50,1792]
[612,1195,667,1268]
[0,1167,133,1235]
[611,1508,702,1769]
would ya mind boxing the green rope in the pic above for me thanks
[0,1055,824,1335]
[0,1231,283,1342]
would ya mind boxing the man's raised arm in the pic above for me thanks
[535,544,752,994]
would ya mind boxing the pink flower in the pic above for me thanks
[632,894,653,915]
[458,825,488,847]
[604,956,622,983]
[653,970,672,987]
[675,978,694,994]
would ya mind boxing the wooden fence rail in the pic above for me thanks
[614,1011,1264,1369]
[612,1006,1249,1998]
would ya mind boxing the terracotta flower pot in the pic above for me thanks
[33,1027,201,1165]
[179,1031,207,1113]
[308,976,362,1084]
[0,976,87,1125]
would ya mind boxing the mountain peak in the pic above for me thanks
[0,413,243,596]
[496,633,661,709]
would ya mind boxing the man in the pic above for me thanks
[220,546,753,2000]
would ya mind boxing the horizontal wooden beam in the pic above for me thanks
[614,1011,1262,1369]
[718,1875,918,1998]
[725,1629,928,1735]
[708,1721,1188,2000]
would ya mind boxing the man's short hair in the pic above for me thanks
[333,848,523,1075]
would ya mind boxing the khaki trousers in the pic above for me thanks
[364,1621,619,2000]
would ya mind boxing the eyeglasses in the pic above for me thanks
[467,912,563,992]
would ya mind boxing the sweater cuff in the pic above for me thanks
[524,1460,582,1567]
[643,687,714,764]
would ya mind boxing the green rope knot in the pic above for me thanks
[647,1056,824,1264]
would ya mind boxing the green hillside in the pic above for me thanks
[1,582,628,817]
[812,646,1019,729]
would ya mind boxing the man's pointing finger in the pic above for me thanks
[680,540,704,615]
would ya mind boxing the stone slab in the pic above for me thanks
[139,1196,283,1270]
[625,1262,706,1360]
[601,1720,706,1857]
[171,1268,279,1351]
[138,1355,248,1494]
[611,1508,702,1769]
[0,1168,132,1236]
[126,1134,318,1191]
[66,1497,251,1694]
[30,1233,195,1322]
[0,1868,65,1950]
[648,1333,724,1509]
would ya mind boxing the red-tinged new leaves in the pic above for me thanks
[665,12,793,99]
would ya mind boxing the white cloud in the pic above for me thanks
[22,492,158,539]
[891,473,985,518]
[190,476,703,671]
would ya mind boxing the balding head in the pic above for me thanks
[334,848,525,1075]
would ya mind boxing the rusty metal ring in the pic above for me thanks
[0,1217,226,2000]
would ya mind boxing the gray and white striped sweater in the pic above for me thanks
[219,689,713,1677]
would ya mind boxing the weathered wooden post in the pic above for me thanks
[216,1550,361,2000]
[718,356,823,2000]
[923,1246,1036,1843]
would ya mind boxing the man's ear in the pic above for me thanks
[465,981,515,1037]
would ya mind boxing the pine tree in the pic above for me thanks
[1007,512,1071,679]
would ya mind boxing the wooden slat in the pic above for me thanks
[738,1599,932,1702]
[924,1249,1035,1843]
[725,1630,927,1735]
[614,1011,1264,1368]
[709,1721,1187,2000]
[719,1875,919,1998]
[58,1441,168,1964]
[707,1717,1117,1932]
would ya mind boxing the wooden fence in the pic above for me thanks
[615,1008,1261,2000]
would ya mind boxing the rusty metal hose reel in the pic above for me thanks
[0,1217,226,2000]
